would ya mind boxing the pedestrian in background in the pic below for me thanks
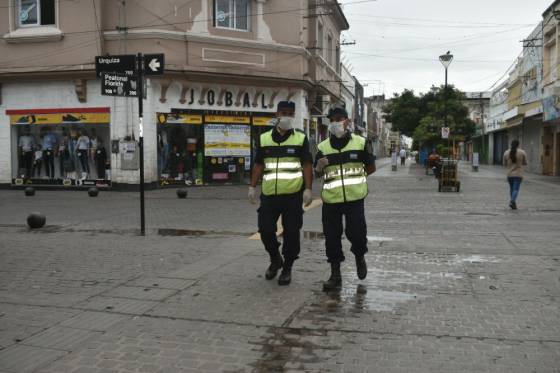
[503,140,527,210]
[399,148,406,166]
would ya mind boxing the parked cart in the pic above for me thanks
[437,158,460,192]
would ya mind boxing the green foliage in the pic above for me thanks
[384,85,477,147]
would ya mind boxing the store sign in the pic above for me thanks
[181,88,272,110]
[543,95,560,122]
[10,112,110,125]
[205,115,250,124]
[157,113,203,125]
[252,116,275,126]
[204,124,250,157]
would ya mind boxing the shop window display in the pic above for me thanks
[10,110,111,187]
[157,113,204,186]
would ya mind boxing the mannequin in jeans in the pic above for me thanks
[76,130,91,178]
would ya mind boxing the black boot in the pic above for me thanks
[278,260,293,286]
[356,256,367,280]
[265,254,284,280]
[323,262,342,291]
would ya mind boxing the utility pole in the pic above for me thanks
[137,53,145,236]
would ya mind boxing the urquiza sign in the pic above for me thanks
[178,88,280,110]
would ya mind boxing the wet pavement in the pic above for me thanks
[0,160,559,372]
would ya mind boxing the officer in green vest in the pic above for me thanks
[249,101,313,286]
[314,107,376,291]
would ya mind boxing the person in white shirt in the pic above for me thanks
[18,131,36,177]
[399,148,407,166]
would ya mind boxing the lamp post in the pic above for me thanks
[439,51,453,158]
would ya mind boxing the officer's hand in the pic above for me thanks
[248,186,257,204]
[303,189,313,207]
[315,157,329,173]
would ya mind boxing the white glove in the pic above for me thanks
[315,157,329,173]
[303,189,313,207]
[248,186,257,204]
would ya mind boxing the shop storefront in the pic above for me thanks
[8,107,111,188]
[156,110,274,186]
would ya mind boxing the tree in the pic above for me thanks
[382,89,421,137]
[386,85,476,149]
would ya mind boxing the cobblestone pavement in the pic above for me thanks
[1,159,559,373]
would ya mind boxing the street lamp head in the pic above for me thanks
[439,51,453,68]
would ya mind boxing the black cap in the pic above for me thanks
[277,101,296,111]
[327,107,348,119]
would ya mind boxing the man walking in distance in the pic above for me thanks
[314,107,376,291]
[399,147,407,166]
[249,101,313,286]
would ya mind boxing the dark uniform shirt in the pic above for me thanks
[314,132,375,167]
[254,128,313,165]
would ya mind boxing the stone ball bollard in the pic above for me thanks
[24,187,35,196]
[27,212,46,229]
[176,189,188,199]
[88,187,99,197]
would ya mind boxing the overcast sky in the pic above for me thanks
[339,0,551,97]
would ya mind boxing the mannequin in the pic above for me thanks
[32,145,43,177]
[41,127,57,178]
[168,145,182,179]
[75,130,90,178]
[18,128,35,178]
[94,140,108,179]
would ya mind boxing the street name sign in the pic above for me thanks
[101,73,139,97]
[95,55,136,77]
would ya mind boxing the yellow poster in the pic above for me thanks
[205,115,250,124]
[10,113,110,125]
[252,117,275,126]
[158,113,203,125]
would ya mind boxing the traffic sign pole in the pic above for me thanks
[137,53,145,236]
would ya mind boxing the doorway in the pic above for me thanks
[542,127,554,175]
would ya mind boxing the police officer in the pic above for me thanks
[249,101,313,286]
[314,107,376,291]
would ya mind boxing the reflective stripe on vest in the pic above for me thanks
[260,130,305,196]
[318,134,368,203]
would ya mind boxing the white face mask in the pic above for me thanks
[328,121,346,138]
[277,116,294,130]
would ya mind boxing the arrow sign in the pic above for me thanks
[143,54,165,75]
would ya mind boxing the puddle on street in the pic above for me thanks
[367,235,395,242]
[321,283,422,313]
[157,228,250,237]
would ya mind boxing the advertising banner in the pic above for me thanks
[204,124,251,157]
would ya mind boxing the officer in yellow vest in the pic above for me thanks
[249,101,313,286]
[315,107,376,291]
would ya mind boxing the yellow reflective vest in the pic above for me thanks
[260,129,306,196]
[318,134,368,204]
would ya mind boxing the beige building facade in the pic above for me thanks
[0,0,349,188]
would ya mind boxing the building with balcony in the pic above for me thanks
[0,0,349,188]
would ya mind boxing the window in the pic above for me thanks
[335,46,340,73]
[327,34,333,65]
[317,22,324,56]
[215,0,250,31]
[18,0,55,27]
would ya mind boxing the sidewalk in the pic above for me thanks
[0,158,559,372]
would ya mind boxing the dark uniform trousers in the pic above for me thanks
[258,192,303,262]
[322,198,368,263]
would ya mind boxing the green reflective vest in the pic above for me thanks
[318,134,368,204]
[260,129,306,196]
